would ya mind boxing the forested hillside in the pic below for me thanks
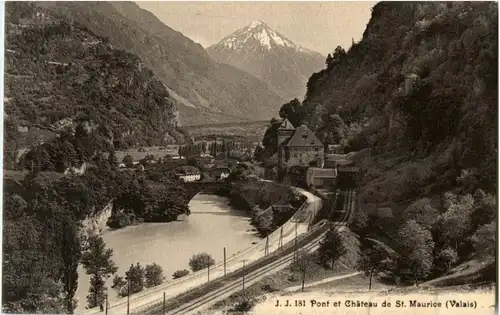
[303,2,497,200]
[3,3,191,313]
[37,1,285,125]
[4,2,188,169]
[300,2,497,286]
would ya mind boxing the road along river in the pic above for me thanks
[75,193,260,313]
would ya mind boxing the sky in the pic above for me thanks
[136,1,377,55]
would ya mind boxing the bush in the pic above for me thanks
[188,253,215,272]
[144,263,165,288]
[172,269,190,279]
[230,299,255,313]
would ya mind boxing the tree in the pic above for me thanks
[327,114,346,144]
[326,46,346,68]
[402,198,440,230]
[81,235,118,308]
[279,98,305,127]
[396,220,434,286]
[201,141,207,155]
[471,189,496,229]
[111,275,127,297]
[86,275,106,309]
[125,263,145,295]
[471,221,495,258]
[349,207,368,234]
[434,247,458,274]
[438,193,475,250]
[122,155,134,168]
[189,253,215,272]
[317,228,346,269]
[60,221,82,313]
[144,263,165,288]
[289,250,320,291]
[326,53,333,65]
[356,244,387,290]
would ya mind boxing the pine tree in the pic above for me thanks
[317,227,346,269]
[125,263,145,295]
[60,221,82,313]
[81,235,118,308]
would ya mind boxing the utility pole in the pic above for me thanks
[163,292,166,315]
[127,275,130,315]
[105,289,108,315]
[242,260,247,291]
[291,218,299,262]
[279,226,283,250]
[265,235,269,255]
[207,256,210,283]
[301,263,307,292]
[224,247,227,276]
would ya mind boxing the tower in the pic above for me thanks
[276,119,295,179]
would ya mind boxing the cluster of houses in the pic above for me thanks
[116,118,359,189]
[275,119,359,191]
[173,157,233,182]
[117,152,236,183]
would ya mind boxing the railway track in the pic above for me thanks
[117,189,355,315]
[159,234,326,315]
[140,211,353,315]
[132,221,335,315]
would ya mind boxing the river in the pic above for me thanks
[75,193,260,312]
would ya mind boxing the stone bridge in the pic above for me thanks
[182,180,226,200]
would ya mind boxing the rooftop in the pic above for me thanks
[286,124,323,147]
[278,118,295,130]
[307,167,337,178]
[175,165,200,175]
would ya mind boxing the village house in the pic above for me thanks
[276,119,325,178]
[175,165,201,182]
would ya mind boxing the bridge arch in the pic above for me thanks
[182,180,226,202]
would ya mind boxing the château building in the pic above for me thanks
[276,119,324,178]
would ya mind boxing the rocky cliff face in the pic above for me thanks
[302,2,497,202]
[81,200,113,237]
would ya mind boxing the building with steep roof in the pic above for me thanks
[276,119,324,178]
[306,167,337,189]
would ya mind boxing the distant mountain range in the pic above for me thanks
[38,1,286,125]
[207,21,326,101]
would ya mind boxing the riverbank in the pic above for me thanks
[83,185,323,315]
[215,180,307,237]
[75,193,259,313]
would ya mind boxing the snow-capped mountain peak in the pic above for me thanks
[207,21,325,101]
[216,20,307,52]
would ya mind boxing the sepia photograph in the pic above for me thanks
[2,1,498,315]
